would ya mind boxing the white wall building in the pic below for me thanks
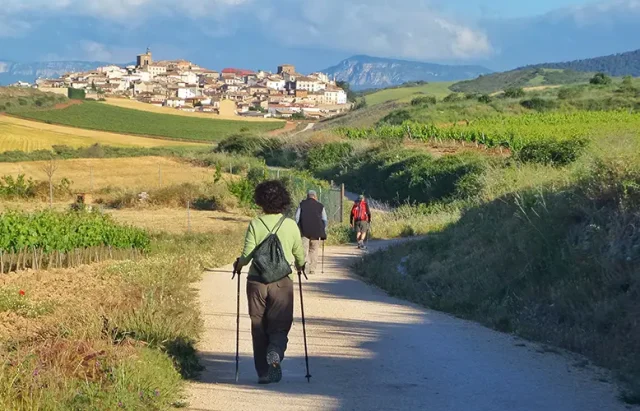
[323,88,348,105]
[266,78,285,91]
[296,77,326,92]
[180,71,198,84]
[148,65,167,79]
[177,87,199,99]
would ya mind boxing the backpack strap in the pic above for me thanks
[257,215,288,234]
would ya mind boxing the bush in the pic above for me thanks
[520,97,558,112]
[558,87,584,100]
[411,96,437,106]
[590,72,612,86]
[443,93,464,103]
[306,142,354,173]
[215,134,266,157]
[477,94,493,104]
[379,109,412,126]
[67,88,86,100]
[516,138,589,166]
[504,88,525,98]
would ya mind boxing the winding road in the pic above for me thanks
[186,241,630,411]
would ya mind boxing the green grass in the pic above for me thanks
[10,102,285,142]
[353,135,640,402]
[365,82,455,106]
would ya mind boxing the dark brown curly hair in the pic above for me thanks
[254,180,292,214]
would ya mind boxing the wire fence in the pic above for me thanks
[267,168,344,223]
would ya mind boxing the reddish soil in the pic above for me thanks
[53,100,83,110]
[268,121,297,136]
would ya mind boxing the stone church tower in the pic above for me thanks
[137,48,153,68]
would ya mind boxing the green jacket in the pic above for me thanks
[238,213,306,280]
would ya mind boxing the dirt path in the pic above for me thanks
[186,241,629,411]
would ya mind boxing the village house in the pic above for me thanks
[43,49,350,119]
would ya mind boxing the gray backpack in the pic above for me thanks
[252,216,292,284]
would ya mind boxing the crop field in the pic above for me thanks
[0,115,206,153]
[0,156,215,192]
[365,82,455,106]
[336,110,640,151]
[9,102,286,142]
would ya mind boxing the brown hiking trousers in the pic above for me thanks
[246,276,294,378]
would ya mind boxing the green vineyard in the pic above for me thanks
[335,110,640,151]
[0,211,150,272]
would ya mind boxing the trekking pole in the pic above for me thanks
[297,268,312,383]
[321,240,325,274]
[232,264,241,383]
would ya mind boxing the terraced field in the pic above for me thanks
[0,115,205,153]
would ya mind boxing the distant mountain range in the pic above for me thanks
[321,55,492,90]
[0,61,111,85]
[523,49,640,77]
[451,48,640,95]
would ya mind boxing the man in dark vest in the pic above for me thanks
[295,190,328,275]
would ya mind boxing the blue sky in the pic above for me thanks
[0,0,639,73]
[445,0,595,17]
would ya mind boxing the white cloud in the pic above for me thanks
[258,0,493,61]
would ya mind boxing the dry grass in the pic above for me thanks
[104,98,282,122]
[0,156,216,192]
[0,115,207,153]
[105,208,250,234]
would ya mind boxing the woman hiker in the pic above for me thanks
[233,180,306,384]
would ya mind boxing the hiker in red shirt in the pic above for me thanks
[350,195,371,249]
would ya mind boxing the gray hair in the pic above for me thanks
[307,190,317,198]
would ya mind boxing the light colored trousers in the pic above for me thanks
[302,237,321,274]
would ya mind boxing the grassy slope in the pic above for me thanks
[0,115,206,153]
[450,68,594,94]
[9,102,285,142]
[354,135,640,401]
[0,87,67,112]
[365,82,455,106]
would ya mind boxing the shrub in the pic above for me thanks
[379,109,412,125]
[558,87,584,100]
[215,134,266,156]
[515,138,589,166]
[443,93,464,103]
[67,88,86,100]
[411,96,437,106]
[504,88,525,98]
[306,142,354,173]
[590,72,612,86]
[520,97,558,112]
[477,94,493,104]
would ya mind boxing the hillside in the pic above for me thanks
[364,82,455,106]
[0,60,112,85]
[450,68,593,95]
[525,49,640,77]
[322,55,491,90]
[8,101,285,142]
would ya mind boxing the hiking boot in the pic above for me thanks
[266,351,282,383]
[258,376,271,385]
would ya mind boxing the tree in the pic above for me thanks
[41,158,58,208]
[590,72,612,86]
[336,81,357,102]
[477,94,493,104]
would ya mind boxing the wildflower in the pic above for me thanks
[19,290,25,296]
[118,401,124,408]
[33,369,39,377]
[154,389,160,397]
[139,390,144,399]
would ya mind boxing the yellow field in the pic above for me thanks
[0,156,215,192]
[104,98,281,122]
[0,115,207,153]
[105,207,251,234]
